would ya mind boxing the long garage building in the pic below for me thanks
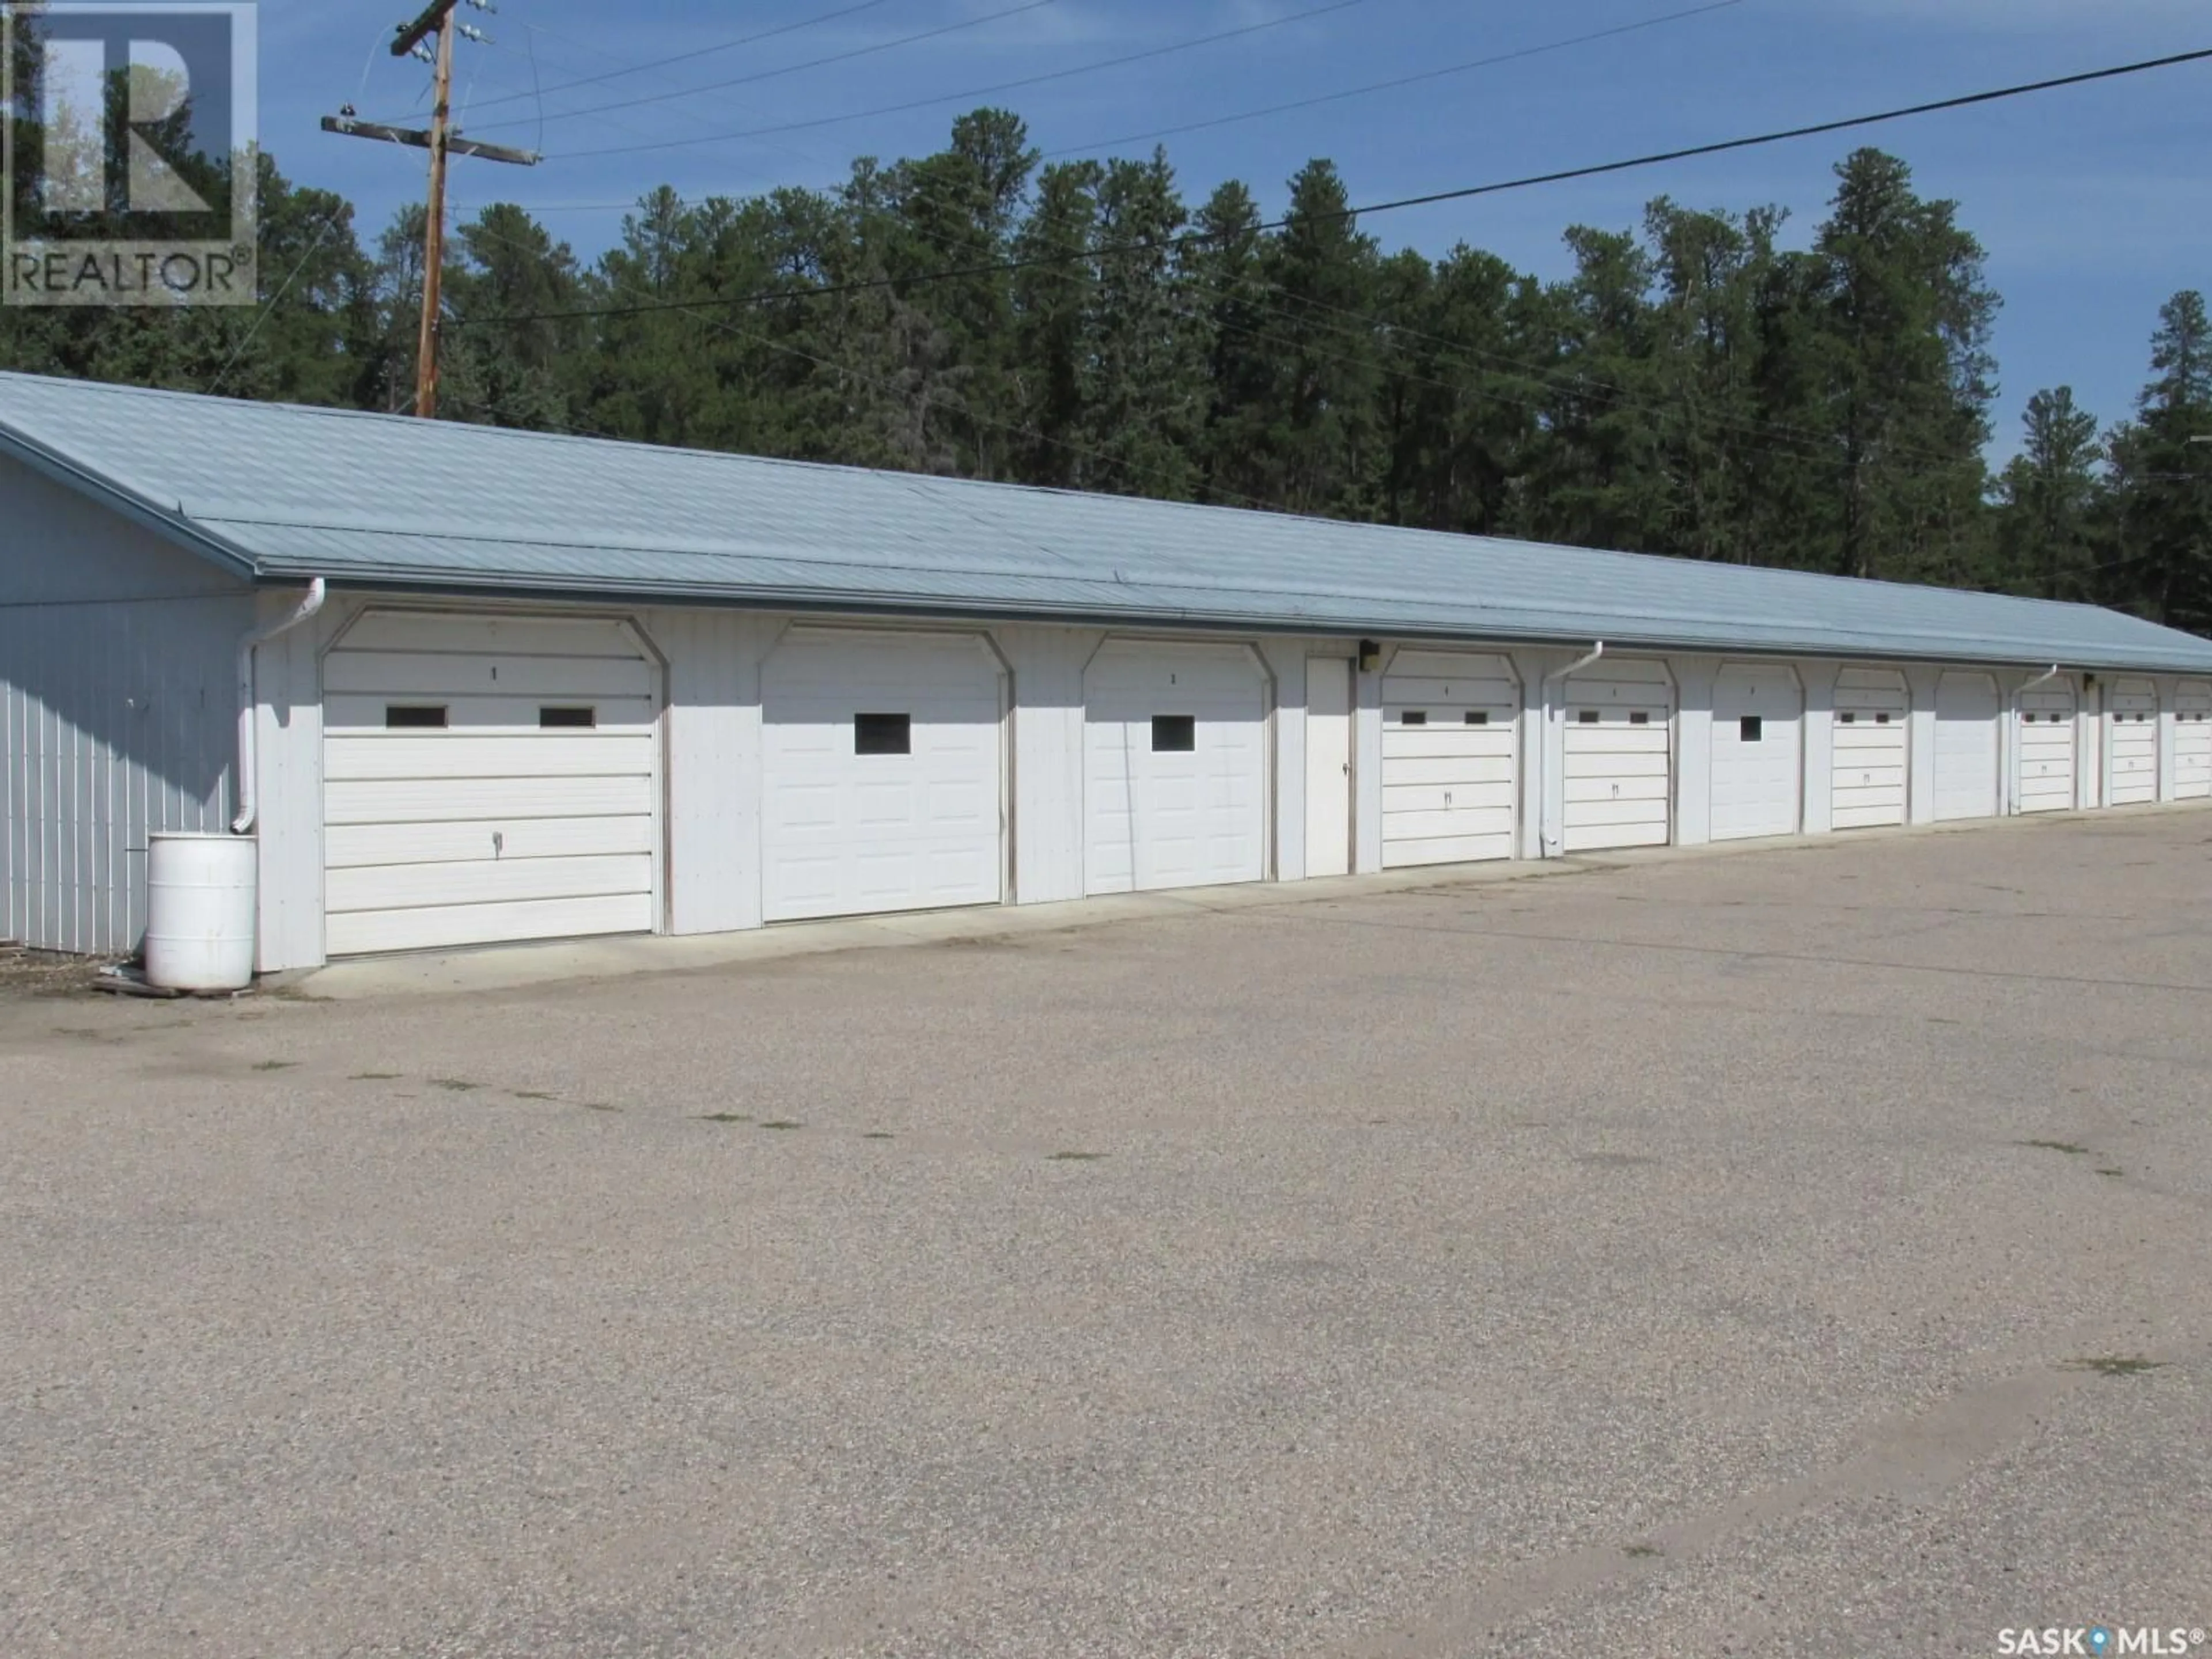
[6,372,2212,972]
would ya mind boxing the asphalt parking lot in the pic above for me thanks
[3,811,2210,1658]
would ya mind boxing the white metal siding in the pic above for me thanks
[1831,668,1909,829]
[1381,650,1518,868]
[760,628,1003,922]
[2177,681,2212,800]
[1933,672,2001,821]
[1563,660,1672,851]
[1084,640,1266,895]
[2016,682,2077,815]
[1710,662,1802,841]
[0,595,244,953]
[0,457,249,953]
[322,611,660,955]
[2107,678,2159,806]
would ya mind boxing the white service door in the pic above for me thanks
[1304,657,1354,877]
[1933,672,2001,821]
[2107,678,2160,806]
[2176,681,2212,800]
[322,611,659,957]
[1710,663,1803,841]
[1381,650,1520,868]
[1831,668,1909,829]
[2017,681,2078,814]
[1563,661,1672,852]
[761,630,1003,923]
[1085,641,1266,895]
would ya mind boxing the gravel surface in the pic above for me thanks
[3,812,2209,1657]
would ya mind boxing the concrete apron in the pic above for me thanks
[286,804,2192,1002]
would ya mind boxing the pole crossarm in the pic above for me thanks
[319,115,539,165]
[390,0,463,58]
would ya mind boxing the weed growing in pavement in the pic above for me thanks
[2068,1356,2166,1378]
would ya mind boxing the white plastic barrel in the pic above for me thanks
[145,833,257,991]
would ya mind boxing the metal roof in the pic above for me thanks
[5,369,2211,673]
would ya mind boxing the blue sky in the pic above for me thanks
[263,0,2210,454]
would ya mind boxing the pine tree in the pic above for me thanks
[1807,149,1997,584]
[2108,292,2212,630]
[1251,160,1381,517]
[1994,388,2103,601]
[1009,160,1103,488]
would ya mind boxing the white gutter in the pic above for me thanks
[2017,664,2062,693]
[230,579,327,834]
[1538,641,1605,857]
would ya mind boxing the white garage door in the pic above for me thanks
[1933,672,2001,821]
[2177,681,2212,800]
[1831,668,1909,829]
[1563,660,1672,852]
[2017,680,2078,814]
[323,611,659,957]
[1381,650,1519,868]
[2107,678,2160,806]
[761,630,1003,923]
[1085,641,1266,895]
[1711,663,1802,841]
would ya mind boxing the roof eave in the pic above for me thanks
[252,559,2212,676]
[0,422,263,583]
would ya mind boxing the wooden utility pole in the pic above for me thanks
[414,6,455,418]
[321,0,538,418]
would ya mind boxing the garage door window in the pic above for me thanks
[854,713,911,755]
[539,705,596,729]
[1399,710,1427,726]
[1740,716,1763,742]
[1465,710,1488,725]
[385,704,448,729]
[1152,715,1196,752]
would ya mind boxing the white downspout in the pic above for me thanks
[1539,641,1605,857]
[231,579,327,834]
[2008,664,2062,818]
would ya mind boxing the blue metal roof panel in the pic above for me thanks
[6,369,2211,673]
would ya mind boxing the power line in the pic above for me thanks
[206,206,353,396]
[456,43,2212,330]
[1041,0,1749,161]
[367,0,910,121]
[482,22,827,172]
[520,0,1386,151]
[445,0,1063,138]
